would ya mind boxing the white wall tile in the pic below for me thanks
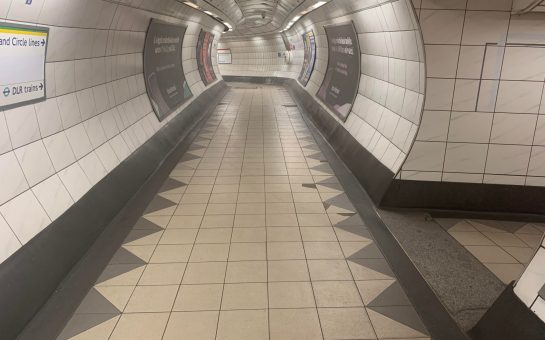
[402,141,445,171]
[462,11,510,45]
[416,110,450,142]
[14,141,55,187]
[490,113,537,145]
[58,163,92,201]
[32,175,74,221]
[0,214,21,264]
[486,145,531,175]
[0,111,12,155]
[43,132,77,172]
[0,152,29,206]
[34,99,63,138]
[444,143,488,173]
[496,81,542,114]
[0,190,50,244]
[452,79,479,111]
[420,10,465,44]
[448,112,493,143]
[4,105,41,149]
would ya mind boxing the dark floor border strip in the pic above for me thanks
[383,177,545,216]
[284,81,468,340]
[9,81,228,340]
[470,284,545,340]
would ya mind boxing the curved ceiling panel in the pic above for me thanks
[186,0,307,35]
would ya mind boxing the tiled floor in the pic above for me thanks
[57,84,430,340]
[436,218,545,284]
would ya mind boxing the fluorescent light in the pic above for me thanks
[183,1,199,9]
[282,0,328,31]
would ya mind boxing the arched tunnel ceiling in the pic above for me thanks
[185,0,306,35]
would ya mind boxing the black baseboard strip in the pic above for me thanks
[383,178,545,216]
[470,284,545,340]
[3,81,228,340]
[283,81,468,340]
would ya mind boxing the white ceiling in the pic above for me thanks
[186,0,307,35]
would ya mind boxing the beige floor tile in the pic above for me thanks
[226,261,267,283]
[483,232,528,247]
[180,194,210,204]
[266,192,294,203]
[268,281,316,308]
[200,215,234,228]
[123,230,162,246]
[75,286,134,314]
[221,283,268,309]
[269,308,323,340]
[163,311,219,340]
[267,242,306,260]
[216,309,268,340]
[150,245,192,263]
[484,263,525,284]
[190,244,230,262]
[185,185,213,194]
[268,260,310,282]
[57,314,120,340]
[295,202,326,214]
[517,232,543,248]
[237,193,266,203]
[168,215,203,229]
[266,202,296,214]
[301,227,338,241]
[125,285,178,312]
[292,193,322,203]
[206,203,236,215]
[234,214,266,227]
[313,281,363,307]
[334,226,373,242]
[465,245,518,264]
[298,214,332,227]
[195,228,232,244]
[212,184,239,193]
[138,263,186,285]
[340,241,383,259]
[318,307,376,339]
[304,242,344,259]
[267,227,301,241]
[175,203,207,215]
[308,259,352,281]
[110,313,169,340]
[182,262,227,284]
[347,259,395,280]
[236,203,266,215]
[231,228,267,242]
[173,284,223,311]
[266,214,299,226]
[449,231,495,246]
[110,245,155,264]
[503,246,535,264]
[159,229,198,245]
[229,242,266,260]
[209,193,238,204]
[367,306,428,339]
[96,264,145,286]
[190,177,216,185]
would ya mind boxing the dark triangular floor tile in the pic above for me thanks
[347,242,383,260]
[367,281,411,307]
[368,306,429,335]
[143,195,177,215]
[109,247,149,265]
[58,313,119,340]
[302,183,317,189]
[159,177,187,193]
[95,263,144,285]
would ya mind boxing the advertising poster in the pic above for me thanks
[197,30,217,86]
[317,22,361,122]
[217,49,232,64]
[144,20,193,121]
[0,23,49,110]
[298,30,316,86]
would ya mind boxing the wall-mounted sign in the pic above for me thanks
[143,19,192,121]
[197,30,217,86]
[317,22,360,122]
[0,23,48,111]
[298,30,316,87]
[217,49,232,64]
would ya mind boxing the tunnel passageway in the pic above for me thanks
[56,84,429,340]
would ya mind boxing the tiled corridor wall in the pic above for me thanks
[287,0,426,173]
[217,33,302,78]
[515,235,545,321]
[402,0,545,186]
[217,0,426,174]
[0,0,223,265]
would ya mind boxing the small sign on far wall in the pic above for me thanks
[217,49,232,64]
[0,22,48,111]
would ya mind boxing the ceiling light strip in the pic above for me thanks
[282,1,328,32]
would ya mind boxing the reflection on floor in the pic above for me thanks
[57,84,430,340]
[435,218,545,284]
